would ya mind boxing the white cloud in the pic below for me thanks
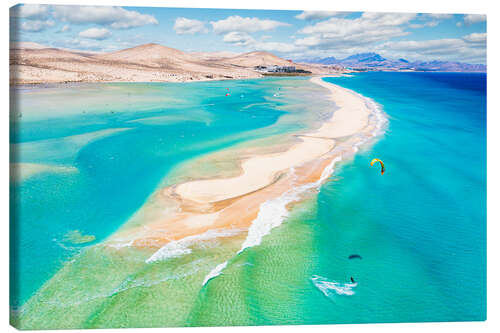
[173,17,207,35]
[214,15,294,54]
[462,32,487,45]
[378,37,486,63]
[408,13,451,28]
[10,4,50,20]
[295,11,346,21]
[52,5,158,29]
[253,41,302,53]
[382,39,461,54]
[54,38,107,52]
[424,13,453,20]
[223,32,255,46]
[79,28,112,40]
[10,4,54,33]
[362,12,418,26]
[299,13,416,35]
[222,31,302,54]
[295,12,416,50]
[60,25,71,33]
[211,16,290,34]
[18,19,55,32]
[463,14,486,25]
[409,21,439,29]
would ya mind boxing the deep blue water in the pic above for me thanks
[303,72,486,323]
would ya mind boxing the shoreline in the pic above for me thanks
[106,76,387,260]
[9,73,339,88]
[8,74,264,87]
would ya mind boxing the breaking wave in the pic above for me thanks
[146,228,243,263]
[202,262,228,285]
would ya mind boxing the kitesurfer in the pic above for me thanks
[370,158,385,175]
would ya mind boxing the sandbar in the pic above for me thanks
[174,76,370,204]
[108,77,379,250]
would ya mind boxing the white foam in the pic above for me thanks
[107,240,134,249]
[311,275,358,297]
[240,155,341,254]
[202,261,228,285]
[145,228,242,264]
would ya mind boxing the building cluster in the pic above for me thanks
[254,65,297,73]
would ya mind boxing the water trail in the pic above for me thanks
[311,275,358,297]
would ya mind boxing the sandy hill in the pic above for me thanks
[220,51,294,67]
[189,51,239,61]
[11,47,92,62]
[93,43,198,67]
[10,42,49,50]
[10,43,339,84]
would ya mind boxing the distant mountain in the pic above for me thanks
[300,53,486,72]
[409,60,486,72]
[343,52,386,63]
[312,56,338,65]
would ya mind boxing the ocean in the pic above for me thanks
[10,72,486,328]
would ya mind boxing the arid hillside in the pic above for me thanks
[10,43,340,85]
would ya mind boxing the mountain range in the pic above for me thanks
[301,52,486,72]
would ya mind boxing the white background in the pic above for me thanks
[2,0,498,332]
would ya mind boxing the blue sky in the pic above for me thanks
[10,4,487,63]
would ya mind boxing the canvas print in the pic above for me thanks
[9,3,486,329]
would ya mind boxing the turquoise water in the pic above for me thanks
[10,73,486,328]
[185,73,486,325]
[303,73,486,323]
[10,78,328,308]
[189,72,486,325]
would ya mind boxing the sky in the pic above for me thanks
[10,4,487,64]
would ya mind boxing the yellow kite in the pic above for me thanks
[370,158,385,175]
